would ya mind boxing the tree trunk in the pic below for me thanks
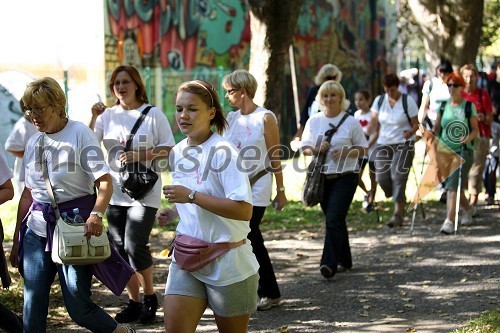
[408,0,484,73]
[248,0,303,119]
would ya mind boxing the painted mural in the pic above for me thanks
[103,0,390,139]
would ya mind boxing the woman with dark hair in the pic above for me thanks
[157,80,259,332]
[90,65,175,324]
[371,73,419,228]
[432,72,479,234]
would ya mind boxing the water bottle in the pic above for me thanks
[61,212,69,222]
[72,208,85,224]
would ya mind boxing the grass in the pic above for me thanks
[453,310,500,333]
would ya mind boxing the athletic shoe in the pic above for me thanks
[461,208,474,226]
[115,324,136,333]
[257,297,281,311]
[320,265,334,279]
[139,293,158,324]
[115,300,142,323]
[440,219,454,234]
[386,215,403,228]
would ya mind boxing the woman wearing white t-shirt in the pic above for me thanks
[157,80,259,332]
[221,70,287,311]
[90,65,175,324]
[371,74,419,228]
[301,81,367,279]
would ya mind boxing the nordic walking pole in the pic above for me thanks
[454,144,466,235]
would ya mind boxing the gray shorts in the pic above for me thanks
[165,262,259,317]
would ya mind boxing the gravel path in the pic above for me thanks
[44,202,499,332]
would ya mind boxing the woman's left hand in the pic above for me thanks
[84,215,104,239]
[163,185,190,203]
[119,151,138,164]
[272,191,287,211]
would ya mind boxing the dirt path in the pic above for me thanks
[34,202,500,332]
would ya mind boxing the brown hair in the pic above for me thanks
[355,89,371,101]
[176,80,228,134]
[382,73,400,88]
[108,65,149,105]
[459,63,478,76]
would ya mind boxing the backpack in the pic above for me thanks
[377,93,411,126]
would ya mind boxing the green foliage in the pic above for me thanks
[453,309,500,333]
[481,0,500,50]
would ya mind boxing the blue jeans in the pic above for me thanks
[319,173,358,274]
[22,228,117,333]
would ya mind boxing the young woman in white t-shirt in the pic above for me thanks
[354,89,378,212]
[301,81,367,279]
[157,80,259,332]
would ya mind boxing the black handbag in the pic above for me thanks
[120,106,159,200]
[301,113,349,207]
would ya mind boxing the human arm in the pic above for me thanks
[0,179,14,205]
[89,102,107,130]
[84,173,113,238]
[462,115,479,145]
[418,93,430,124]
[403,116,419,140]
[10,186,32,268]
[263,113,287,211]
[162,185,252,221]
[6,150,24,158]
[156,205,179,226]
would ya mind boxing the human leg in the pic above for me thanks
[124,206,158,323]
[59,264,118,333]
[247,206,280,301]
[0,302,22,333]
[388,141,415,225]
[319,173,358,276]
[373,145,394,198]
[468,138,489,205]
[22,229,57,333]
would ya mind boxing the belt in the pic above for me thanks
[324,172,355,180]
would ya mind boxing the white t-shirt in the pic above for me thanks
[94,104,175,209]
[169,133,259,286]
[0,145,13,185]
[371,94,418,145]
[5,117,37,186]
[354,109,375,158]
[422,77,451,120]
[301,111,368,174]
[223,107,276,207]
[21,120,110,237]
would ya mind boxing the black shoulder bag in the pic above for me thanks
[301,113,350,207]
[120,106,159,200]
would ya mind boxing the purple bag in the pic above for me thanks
[91,246,134,296]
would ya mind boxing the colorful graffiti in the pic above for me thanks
[104,0,389,139]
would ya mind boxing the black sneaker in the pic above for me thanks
[139,293,158,324]
[115,300,142,323]
[320,265,334,279]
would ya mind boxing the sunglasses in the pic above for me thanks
[447,83,462,88]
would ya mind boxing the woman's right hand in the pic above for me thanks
[156,208,179,226]
[91,102,107,117]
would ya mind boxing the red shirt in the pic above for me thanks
[462,88,492,138]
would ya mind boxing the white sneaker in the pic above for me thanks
[440,219,454,234]
[257,297,281,311]
[461,207,474,226]
[115,324,136,333]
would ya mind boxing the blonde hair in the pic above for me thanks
[314,64,342,86]
[222,69,258,98]
[22,77,66,118]
[315,80,350,112]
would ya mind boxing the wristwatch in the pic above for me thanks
[276,187,285,192]
[188,190,197,203]
[90,211,103,218]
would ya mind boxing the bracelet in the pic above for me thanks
[276,187,285,192]
[90,211,103,218]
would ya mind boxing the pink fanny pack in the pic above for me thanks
[169,234,246,272]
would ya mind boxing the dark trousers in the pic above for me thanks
[0,303,22,333]
[248,206,281,299]
[319,173,358,274]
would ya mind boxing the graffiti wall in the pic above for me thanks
[104,0,391,138]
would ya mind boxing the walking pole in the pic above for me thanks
[410,150,427,235]
[454,144,466,235]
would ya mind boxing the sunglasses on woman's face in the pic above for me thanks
[447,83,461,88]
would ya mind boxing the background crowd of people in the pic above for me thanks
[0,59,498,332]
